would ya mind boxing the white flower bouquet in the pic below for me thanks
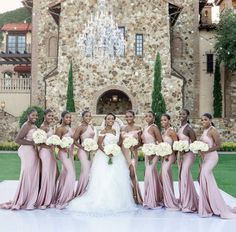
[82,138,98,160]
[189,141,209,154]
[32,129,47,144]
[154,142,173,158]
[60,137,74,149]
[123,136,138,159]
[46,135,61,146]
[142,143,157,165]
[104,144,121,165]
[173,140,189,152]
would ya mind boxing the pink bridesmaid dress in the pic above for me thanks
[142,124,163,209]
[36,128,58,209]
[121,130,143,204]
[55,128,76,209]
[199,126,236,218]
[0,127,40,210]
[161,128,179,210]
[177,124,198,212]
[75,125,95,197]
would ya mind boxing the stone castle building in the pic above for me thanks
[29,0,200,120]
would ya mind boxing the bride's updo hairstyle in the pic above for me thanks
[105,112,116,120]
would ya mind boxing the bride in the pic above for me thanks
[67,112,137,213]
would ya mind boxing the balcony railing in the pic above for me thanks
[0,78,31,93]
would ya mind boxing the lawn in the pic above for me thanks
[0,153,236,197]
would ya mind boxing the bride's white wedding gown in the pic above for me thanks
[67,133,137,213]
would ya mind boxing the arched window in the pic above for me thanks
[48,36,58,58]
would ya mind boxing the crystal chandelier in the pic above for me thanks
[77,0,125,65]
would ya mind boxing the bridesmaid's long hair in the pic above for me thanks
[59,110,71,127]
[203,113,215,127]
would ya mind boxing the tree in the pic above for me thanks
[215,9,236,71]
[66,61,75,112]
[151,52,166,128]
[213,59,223,118]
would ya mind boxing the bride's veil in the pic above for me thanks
[100,117,124,137]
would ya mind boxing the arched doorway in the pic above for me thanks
[97,89,132,114]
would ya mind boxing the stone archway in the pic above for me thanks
[93,85,136,115]
[96,89,132,114]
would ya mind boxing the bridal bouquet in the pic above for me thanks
[189,141,209,154]
[173,140,189,152]
[142,143,157,165]
[154,142,173,158]
[46,135,61,146]
[104,144,121,165]
[123,136,138,159]
[82,138,98,160]
[32,129,47,144]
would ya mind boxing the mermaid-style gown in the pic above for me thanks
[141,124,163,209]
[199,126,236,219]
[121,130,143,204]
[36,127,58,209]
[67,133,137,213]
[177,124,198,212]
[75,125,95,197]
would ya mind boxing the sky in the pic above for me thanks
[0,0,23,13]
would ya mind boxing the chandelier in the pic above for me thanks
[77,0,125,66]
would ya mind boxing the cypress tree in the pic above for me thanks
[66,61,75,112]
[213,59,222,117]
[151,52,166,128]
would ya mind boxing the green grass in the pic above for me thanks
[0,153,236,197]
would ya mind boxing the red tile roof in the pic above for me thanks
[1,23,32,32]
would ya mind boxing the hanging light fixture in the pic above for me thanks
[77,0,125,66]
[112,95,118,102]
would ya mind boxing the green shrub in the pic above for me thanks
[19,106,44,128]
[0,142,19,151]
[220,142,236,152]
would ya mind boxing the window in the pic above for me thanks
[7,34,26,53]
[135,34,143,56]
[48,36,58,58]
[206,54,214,73]
[3,72,12,89]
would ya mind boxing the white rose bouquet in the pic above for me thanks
[32,129,47,144]
[173,140,189,152]
[60,137,74,158]
[142,143,157,165]
[154,142,173,160]
[46,135,61,146]
[104,144,121,165]
[189,141,209,154]
[123,136,138,159]
[82,138,98,160]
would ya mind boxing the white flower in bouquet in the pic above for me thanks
[46,135,61,146]
[104,144,121,164]
[60,137,74,149]
[32,129,47,144]
[123,136,138,149]
[173,140,189,152]
[82,138,98,160]
[189,141,209,154]
[154,142,173,157]
[142,143,157,156]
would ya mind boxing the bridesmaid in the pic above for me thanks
[55,111,76,209]
[36,109,58,209]
[74,110,95,197]
[0,108,40,210]
[160,113,179,210]
[121,110,143,204]
[141,111,163,209]
[198,113,236,218]
[177,109,198,212]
